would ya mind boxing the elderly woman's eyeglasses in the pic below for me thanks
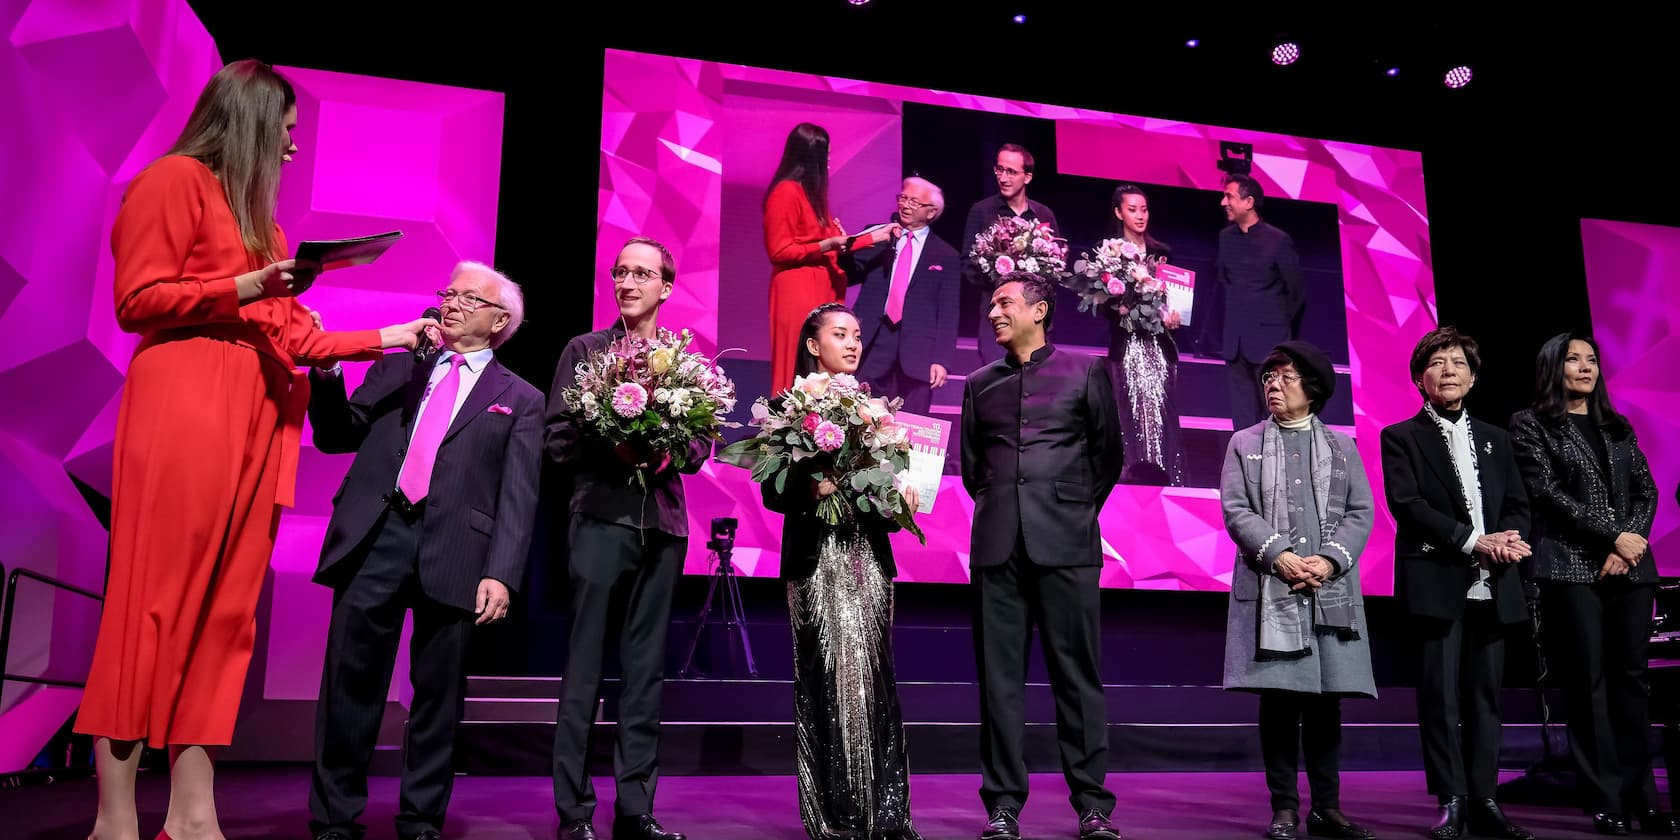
[1260,371,1303,387]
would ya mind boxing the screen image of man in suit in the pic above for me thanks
[1379,328,1537,840]
[961,144,1060,367]
[843,176,961,416]
[549,238,705,840]
[960,272,1125,840]
[1213,174,1304,431]
[306,262,544,840]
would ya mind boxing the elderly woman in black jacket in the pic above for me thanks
[1510,332,1674,836]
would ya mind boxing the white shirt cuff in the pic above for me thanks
[1461,529,1482,556]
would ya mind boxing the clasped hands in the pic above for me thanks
[1274,550,1334,592]
[813,476,920,511]
[1473,530,1532,564]
[614,441,673,474]
[1601,531,1651,580]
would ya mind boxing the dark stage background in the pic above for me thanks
[182,3,1671,691]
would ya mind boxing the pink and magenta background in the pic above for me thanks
[2,5,1675,771]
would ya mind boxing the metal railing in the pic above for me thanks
[0,567,104,689]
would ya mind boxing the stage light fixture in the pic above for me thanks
[848,0,870,5]
[1186,38,1199,48]
[1444,65,1473,88]
[1271,41,1300,66]
[1012,13,1026,23]
[1386,67,1400,77]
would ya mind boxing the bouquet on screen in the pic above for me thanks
[969,216,1069,286]
[562,327,738,488]
[1067,238,1171,335]
[717,372,924,542]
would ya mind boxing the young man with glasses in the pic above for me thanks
[961,144,1061,366]
[547,237,706,840]
[841,176,961,415]
[306,261,542,840]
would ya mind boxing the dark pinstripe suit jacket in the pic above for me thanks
[309,351,544,611]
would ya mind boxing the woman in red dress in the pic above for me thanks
[762,123,892,394]
[76,60,432,840]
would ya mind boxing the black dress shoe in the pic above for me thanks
[1596,813,1633,836]
[557,819,597,840]
[1430,796,1466,840]
[1079,809,1122,840]
[1306,809,1375,839]
[980,807,1021,840]
[1268,810,1300,840]
[403,832,441,840]
[612,814,685,840]
[1467,799,1534,840]
[1635,810,1680,835]
[314,832,356,840]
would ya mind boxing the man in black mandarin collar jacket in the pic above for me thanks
[960,272,1125,840]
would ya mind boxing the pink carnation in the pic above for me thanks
[994,255,1016,275]
[1102,273,1123,295]
[611,382,648,417]
[802,413,821,433]
[813,420,845,451]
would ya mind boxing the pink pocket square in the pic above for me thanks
[488,404,513,415]
[928,264,944,271]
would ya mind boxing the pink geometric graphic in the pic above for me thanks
[0,0,223,771]
[601,49,1436,595]
[1580,219,1680,573]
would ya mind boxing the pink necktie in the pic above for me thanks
[397,354,467,503]
[884,234,915,323]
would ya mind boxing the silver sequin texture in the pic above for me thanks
[1123,332,1170,474]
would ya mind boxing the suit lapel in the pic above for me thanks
[443,360,511,443]
[402,354,434,432]
[1562,416,1611,483]
[1411,411,1470,520]
[1471,417,1499,528]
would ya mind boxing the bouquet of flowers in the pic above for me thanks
[716,372,924,542]
[969,216,1069,286]
[1066,238,1171,334]
[562,327,738,487]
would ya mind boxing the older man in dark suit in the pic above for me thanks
[306,261,544,840]
[844,176,962,415]
[961,271,1125,840]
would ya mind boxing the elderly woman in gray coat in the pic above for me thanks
[1221,341,1377,840]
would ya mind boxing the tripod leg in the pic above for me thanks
[724,565,759,677]
[679,564,727,677]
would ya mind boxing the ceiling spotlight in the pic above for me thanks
[1385,67,1399,77]
[1271,42,1300,66]
[1012,13,1026,23]
[847,0,870,5]
[1186,38,1200,48]
[1444,65,1473,88]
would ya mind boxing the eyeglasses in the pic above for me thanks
[896,193,934,210]
[610,266,662,286]
[436,289,506,313]
[1260,371,1303,386]
[993,165,1025,178]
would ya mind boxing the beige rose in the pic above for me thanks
[648,347,675,374]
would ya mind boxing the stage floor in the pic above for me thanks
[4,767,1658,839]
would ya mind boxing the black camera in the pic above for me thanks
[707,516,738,554]
[1216,140,1253,176]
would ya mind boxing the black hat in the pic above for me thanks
[1267,340,1336,412]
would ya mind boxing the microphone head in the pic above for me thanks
[422,306,442,321]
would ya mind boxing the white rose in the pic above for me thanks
[1019,257,1039,274]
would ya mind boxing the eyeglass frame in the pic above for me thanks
[1259,370,1304,387]
[896,193,936,211]
[992,165,1027,178]
[609,265,665,286]
[435,289,507,313]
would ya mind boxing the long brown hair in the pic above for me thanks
[764,123,831,221]
[167,60,296,261]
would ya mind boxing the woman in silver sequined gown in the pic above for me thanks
[762,303,920,840]
[1103,184,1187,486]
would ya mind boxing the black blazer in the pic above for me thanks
[959,195,1060,291]
[1380,408,1531,624]
[1509,408,1659,585]
[761,451,898,582]
[843,229,961,380]
[545,327,712,539]
[309,351,544,611]
[960,345,1124,568]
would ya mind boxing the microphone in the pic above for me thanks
[415,306,442,361]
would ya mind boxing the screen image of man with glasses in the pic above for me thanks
[960,143,1061,366]
[839,176,962,415]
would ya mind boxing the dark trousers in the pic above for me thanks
[309,506,475,839]
[1415,600,1507,801]
[552,515,686,822]
[1226,355,1266,431]
[1542,580,1660,813]
[972,539,1115,816]
[1259,691,1343,812]
[861,357,933,417]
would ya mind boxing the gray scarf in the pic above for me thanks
[1256,415,1359,660]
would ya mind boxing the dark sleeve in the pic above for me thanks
[308,355,408,455]
[1493,431,1533,538]
[1510,412,1622,543]
[960,378,980,498]
[840,239,890,287]
[1624,429,1659,539]
[761,455,824,515]
[483,388,544,591]
[934,244,961,369]
[1037,203,1060,235]
[677,437,712,475]
[544,336,612,469]
[960,202,988,289]
[1379,425,1474,559]
[1087,359,1124,508]
[1275,229,1305,331]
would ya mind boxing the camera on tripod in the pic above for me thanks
[707,516,738,554]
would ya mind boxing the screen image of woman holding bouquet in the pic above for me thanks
[733,302,923,839]
[1101,184,1186,486]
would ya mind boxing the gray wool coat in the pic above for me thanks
[1220,420,1378,698]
